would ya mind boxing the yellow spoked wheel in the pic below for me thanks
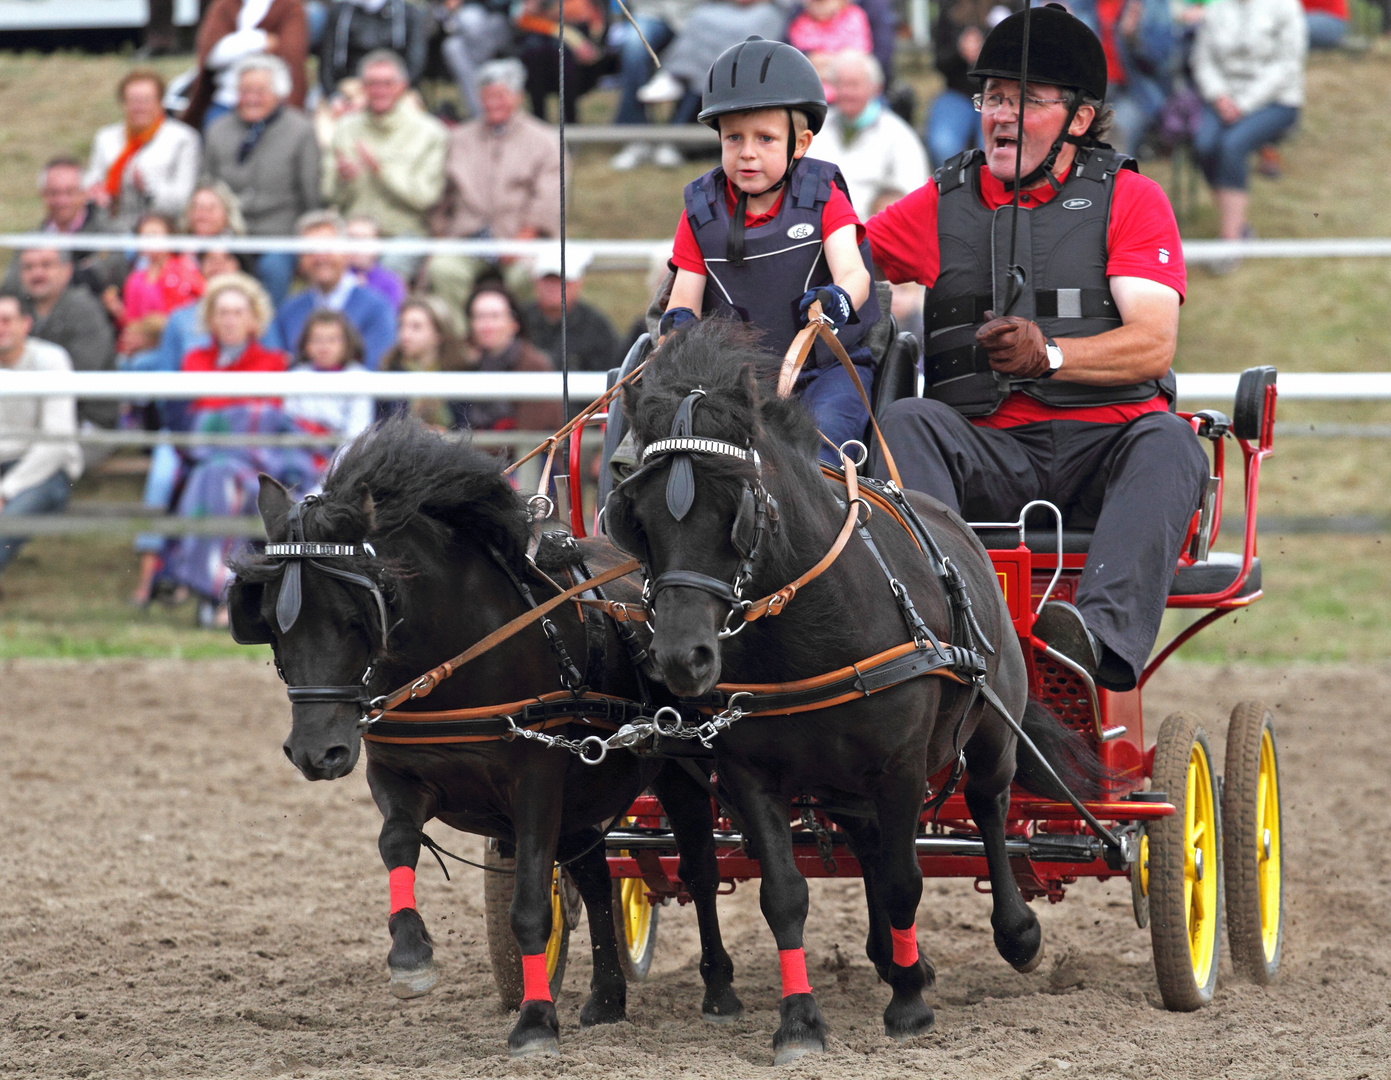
[1148,712,1223,1011]
[483,843,573,1010]
[1130,829,1150,929]
[1223,702,1284,984]
[611,876,660,980]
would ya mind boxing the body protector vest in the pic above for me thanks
[923,146,1177,417]
[683,157,881,369]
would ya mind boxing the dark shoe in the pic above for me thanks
[1257,146,1282,179]
[1033,601,1101,676]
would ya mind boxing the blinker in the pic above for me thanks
[664,389,706,521]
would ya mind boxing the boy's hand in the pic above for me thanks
[659,307,698,337]
[799,285,853,329]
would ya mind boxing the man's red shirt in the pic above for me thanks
[866,162,1186,429]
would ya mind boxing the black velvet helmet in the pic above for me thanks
[970,3,1108,101]
[698,37,828,135]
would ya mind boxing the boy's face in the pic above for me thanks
[719,109,812,196]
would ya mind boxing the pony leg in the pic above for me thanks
[556,829,628,1027]
[368,762,439,999]
[963,730,1043,972]
[867,775,936,1041]
[723,770,826,1064]
[506,785,566,1057]
[651,763,743,1023]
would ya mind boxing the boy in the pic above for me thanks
[661,37,881,455]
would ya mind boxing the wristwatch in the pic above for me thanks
[1041,336,1064,378]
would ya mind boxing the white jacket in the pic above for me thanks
[0,338,83,500]
[84,116,203,230]
[812,103,931,220]
[1193,0,1307,114]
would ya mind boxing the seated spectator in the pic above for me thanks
[515,0,608,123]
[428,59,566,314]
[318,0,431,96]
[0,158,124,298]
[284,309,375,441]
[0,295,83,584]
[323,49,447,279]
[520,248,621,373]
[1303,0,1348,48]
[12,249,119,431]
[345,214,406,310]
[786,0,873,99]
[84,69,202,233]
[813,52,929,218]
[184,181,248,238]
[107,214,207,359]
[180,273,288,408]
[378,295,469,427]
[184,0,310,130]
[432,0,514,119]
[1072,0,1175,156]
[265,210,397,368]
[605,0,686,170]
[203,53,322,305]
[122,249,244,373]
[630,0,789,137]
[456,285,563,434]
[1192,0,1306,261]
[925,0,1013,168]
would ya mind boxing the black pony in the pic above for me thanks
[227,415,742,1056]
[606,321,1103,1062]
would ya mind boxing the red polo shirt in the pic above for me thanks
[866,162,1186,428]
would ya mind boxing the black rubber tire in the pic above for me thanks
[483,844,569,1010]
[1223,701,1284,984]
[611,878,660,981]
[1148,711,1223,1011]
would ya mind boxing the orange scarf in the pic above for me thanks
[104,117,163,201]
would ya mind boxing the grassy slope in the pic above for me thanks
[0,47,1387,661]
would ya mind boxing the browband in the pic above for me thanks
[642,437,759,466]
[264,542,377,558]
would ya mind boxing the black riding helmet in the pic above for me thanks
[698,38,828,267]
[970,4,1109,191]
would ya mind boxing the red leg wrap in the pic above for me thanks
[521,953,553,1002]
[778,948,813,997]
[388,866,416,915]
[891,925,919,967]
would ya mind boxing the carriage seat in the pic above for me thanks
[975,526,1260,599]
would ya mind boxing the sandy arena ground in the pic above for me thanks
[1,657,1387,1079]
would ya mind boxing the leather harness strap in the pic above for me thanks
[364,690,640,745]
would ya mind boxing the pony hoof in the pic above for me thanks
[701,1004,744,1025]
[773,1041,824,1066]
[885,1003,935,1042]
[508,1036,560,1059]
[389,961,439,998]
[1011,937,1046,974]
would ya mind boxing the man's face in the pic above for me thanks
[832,63,875,122]
[122,78,164,130]
[200,250,241,278]
[237,69,279,125]
[299,225,348,290]
[533,274,572,318]
[980,78,1083,184]
[0,298,32,357]
[362,62,406,115]
[41,165,85,228]
[480,83,519,126]
[19,250,70,302]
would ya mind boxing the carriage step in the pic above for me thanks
[605,829,1106,863]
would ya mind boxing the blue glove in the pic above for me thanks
[659,307,697,336]
[799,284,854,329]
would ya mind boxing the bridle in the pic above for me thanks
[609,389,782,639]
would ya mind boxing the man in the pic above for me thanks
[813,52,930,219]
[865,4,1208,693]
[0,158,123,297]
[520,248,620,374]
[428,58,567,311]
[324,49,447,278]
[13,249,118,430]
[0,295,83,581]
[265,210,396,369]
[203,53,322,305]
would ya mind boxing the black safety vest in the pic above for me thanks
[683,157,881,368]
[923,146,1177,418]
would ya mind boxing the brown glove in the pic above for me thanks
[975,311,1049,378]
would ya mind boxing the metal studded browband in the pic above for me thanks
[641,437,758,466]
[264,542,377,558]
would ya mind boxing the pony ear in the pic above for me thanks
[360,482,377,535]
[257,474,293,541]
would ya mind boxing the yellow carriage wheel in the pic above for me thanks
[1148,712,1223,1011]
[1222,702,1284,984]
[611,818,660,980]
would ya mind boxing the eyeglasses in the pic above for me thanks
[973,92,1068,114]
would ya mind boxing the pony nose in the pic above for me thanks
[319,744,352,773]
